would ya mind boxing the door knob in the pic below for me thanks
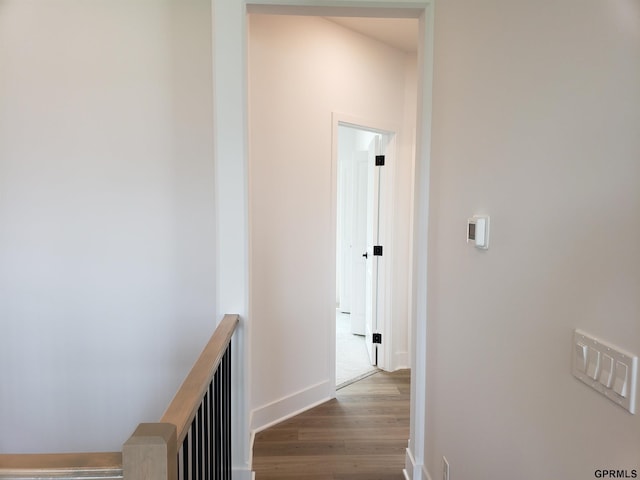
[362,252,368,259]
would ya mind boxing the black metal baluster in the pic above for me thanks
[225,345,231,480]
[230,347,233,480]
[184,428,191,480]
[219,353,225,480]
[171,328,236,480]
[208,380,214,480]
[191,418,197,480]
[214,364,221,480]
[203,391,209,480]
[171,322,237,480]
[198,405,204,480]
[222,350,227,480]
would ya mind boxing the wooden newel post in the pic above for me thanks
[123,423,177,480]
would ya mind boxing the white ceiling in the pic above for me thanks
[325,17,419,53]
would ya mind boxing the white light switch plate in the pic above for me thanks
[572,329,637,414]
[467,215,489,249]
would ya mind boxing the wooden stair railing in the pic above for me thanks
[0,314,239,480]
[124,314,238,480]
[0,453,123,480]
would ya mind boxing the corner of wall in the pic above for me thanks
[394,351,410,371]
[250,380,333,434]
[232,468,255,480]
[404,446,433,480]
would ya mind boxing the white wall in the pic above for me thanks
[0,0,216,453]
[423,1,640,478]
[248,14,416,430]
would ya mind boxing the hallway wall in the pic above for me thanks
[423,1,640,478]
[0,0,216,453]
[248,14,417,430]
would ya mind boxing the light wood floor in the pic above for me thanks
[252,369,410,480]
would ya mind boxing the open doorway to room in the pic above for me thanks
[218,2,434,475]
[335,123,394,387]
[246,8,421,437]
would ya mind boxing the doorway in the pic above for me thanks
[246,10,425,451]
[335,123,394,387]
[218,2,434,476]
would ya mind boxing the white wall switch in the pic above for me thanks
[586,347,601,380]
[572,329,638,414]
[467,215,489,249]
[599,354,614,388]
[575,342,588,373]
[613,361,629,398]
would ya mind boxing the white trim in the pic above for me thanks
[394,351,410,370]
[422,466,433,480]
[407,4,434,477]
[330,115,339,392]
[404,445,416,479]
[246,2,426,18]
[334,112,400,137]
[246,429,256,469]
[213,0,251,474]
[403,446,433,480]
[250,380,333,433]
[232,468,255,480]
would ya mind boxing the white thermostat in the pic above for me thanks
[467,215,490,249]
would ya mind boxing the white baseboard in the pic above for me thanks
[404,447,416,480]
[232,467,254,480]
[404,447,432,480]
[246,429,256,470]
[394,351,409,370]
[422,466,432,480]
[250,380,333,433]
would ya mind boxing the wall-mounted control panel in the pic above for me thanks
[572,329,638,414]
[467,215,489,249]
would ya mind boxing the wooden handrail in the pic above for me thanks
[0,452,123,479]
[160,314,239,445]
[0,314,239,480]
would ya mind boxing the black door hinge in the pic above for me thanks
[373,245,383,256]
[375,155,385,166]
[373,333,382,344]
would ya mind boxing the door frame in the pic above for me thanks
[216,2,434,478]
[331,114,398,373]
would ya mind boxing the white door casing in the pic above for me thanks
[230,3,433,479]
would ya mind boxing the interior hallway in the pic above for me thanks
[252,369,410,479]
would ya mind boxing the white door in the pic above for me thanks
[349,150,369,335]
[364,134,382,366]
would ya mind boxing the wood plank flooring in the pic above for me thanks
[252,369,410,480]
